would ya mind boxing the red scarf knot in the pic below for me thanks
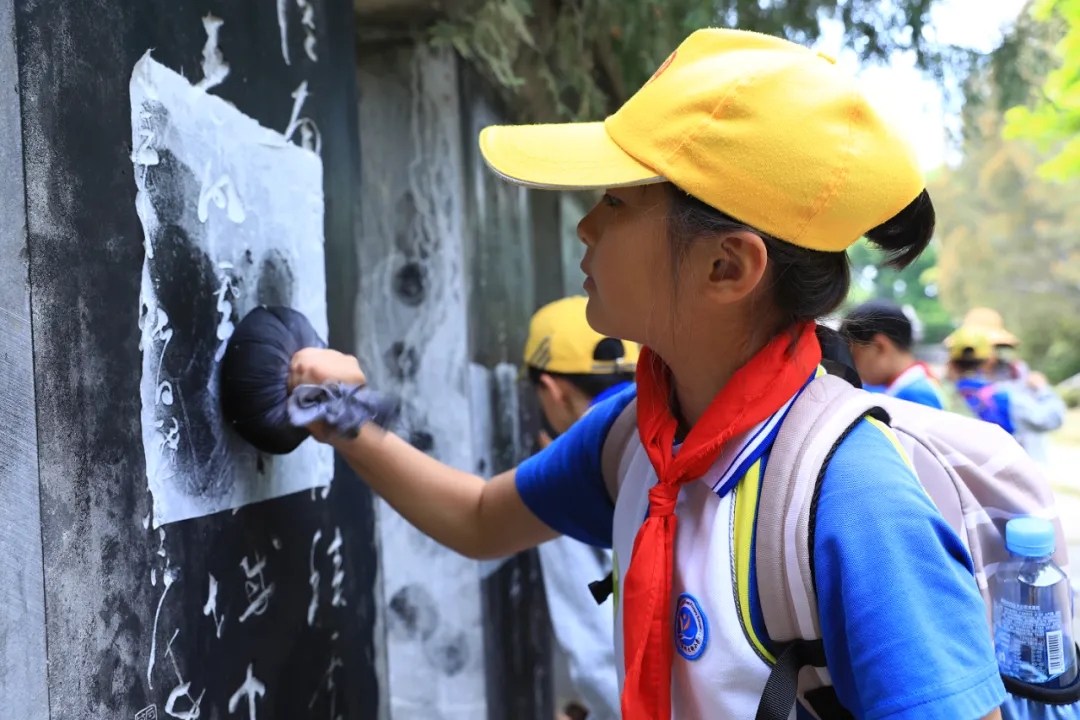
[648,484,680,518]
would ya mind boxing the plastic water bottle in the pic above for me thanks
[993,517,1078,688]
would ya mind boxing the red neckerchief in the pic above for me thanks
[620,323,822,720]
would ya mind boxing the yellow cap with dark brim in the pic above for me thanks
[478,122,663,192]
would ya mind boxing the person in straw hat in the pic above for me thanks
[945,310,1065,464]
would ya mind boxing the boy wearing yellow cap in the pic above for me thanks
[290,30,1004,720]
[524,296,638,445]
[523,296,636,720]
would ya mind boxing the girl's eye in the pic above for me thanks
[602,193,623,208]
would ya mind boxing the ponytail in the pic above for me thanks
[864,190,935,270]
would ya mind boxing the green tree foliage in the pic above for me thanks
[934,3,1080,382]
[846,238,953,344]
[432,0,946,123]
[1003,0,1080,180]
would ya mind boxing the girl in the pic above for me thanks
[291,29,1005,720]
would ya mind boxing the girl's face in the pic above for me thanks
[576,184,677,349]
[576,183,771,359]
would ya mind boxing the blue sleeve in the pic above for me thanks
[992,389,1017,435]
[515,385,636,549]
[894,380,944,410]
[814,420,1005,720]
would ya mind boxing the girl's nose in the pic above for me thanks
[577,205,601,248]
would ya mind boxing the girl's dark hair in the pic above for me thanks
[665,183,935,333]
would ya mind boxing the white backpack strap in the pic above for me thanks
[600,398,637,502]
[754,375,883,720]
[586,399,638,607]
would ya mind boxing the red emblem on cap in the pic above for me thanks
[646,51,677,85]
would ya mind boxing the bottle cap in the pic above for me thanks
[1005,517,1056,558]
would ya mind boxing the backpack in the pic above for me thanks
[754,374,1080,718]
[957,379,1016,433]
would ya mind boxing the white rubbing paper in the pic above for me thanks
[131,52,332,527]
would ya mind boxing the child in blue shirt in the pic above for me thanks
[842,300,944,409]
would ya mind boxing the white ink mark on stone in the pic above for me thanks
[151,568,157,587]
[147,566,178,690]
[228,664,266,720]
[213,271,235,362]
[164,629,206,719]
[203,573,225,639]
[143,513,152,530]
[239,553,275,622]
[327,528,345,608]
[307,530,323,626]
[158,528,167,557]
[165,682,204,720]
[331,631,339,641]
[308,655,344,710]
[272,537,282,550]
[156,381,174,406]
[297,0,318,62]
[197,162,246,224]
[276,0,291,65]
[133,127,160,167]
[149,308,173,387]
[195,15,230,92]
[283,81,322,154]
[154,417,181,455]
[135,705,159,720]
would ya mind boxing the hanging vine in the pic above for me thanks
[429,0,959,124]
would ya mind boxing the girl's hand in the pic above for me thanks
[288,348,366,391]
[288,348,367,443]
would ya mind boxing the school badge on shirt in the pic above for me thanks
[674,593,708,660]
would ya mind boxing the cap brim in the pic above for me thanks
[479,122,663,191]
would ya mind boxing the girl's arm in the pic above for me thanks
[290,347,557,559]
[328,424,557,559]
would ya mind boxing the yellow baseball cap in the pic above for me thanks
[479,29,924,252]
[524,296,640,375]
[947,326,993,362]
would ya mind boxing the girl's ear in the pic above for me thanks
[706,231,769,303]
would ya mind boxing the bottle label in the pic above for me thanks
[996,598,1066,680]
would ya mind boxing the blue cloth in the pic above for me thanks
[590,381,633,407]
[893,376,945,409]
[957,376,1015,433]
[516,385,1006,720]
[1001,688,1080,719]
